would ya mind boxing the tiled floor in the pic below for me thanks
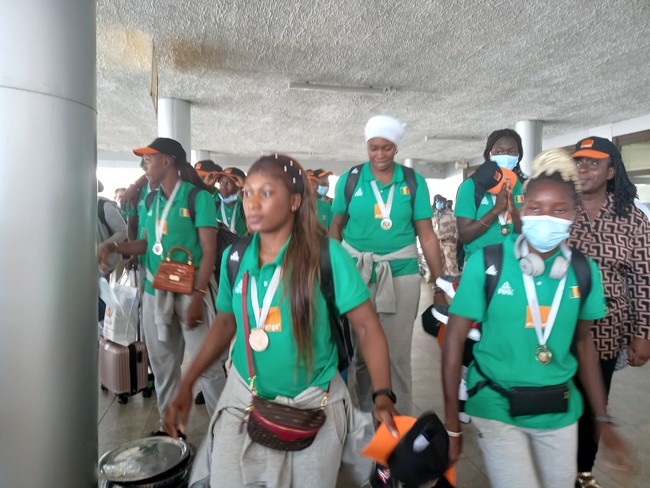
[99,281,650,487]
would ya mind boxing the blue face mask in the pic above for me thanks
[491,154,519,171]
[435,201,445,210]
[521,215,572,253]
[219,193,238,204]
[317,185,329,197]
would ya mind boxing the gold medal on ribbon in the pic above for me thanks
[500,224,511,236]
[249,328,269,352]
[152,243,163,256]
[536,345,553,365]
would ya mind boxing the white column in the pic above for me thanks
[0,1,97,487]
[158,98,191,157]
[515,120,543,176]
[192,149,211,164]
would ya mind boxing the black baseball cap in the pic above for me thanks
[387,411,449,486]
[194,160,223,176]
[472,159,503,194]
[572,136,621,160]
[133,137,187,163]
[312,168,333,178]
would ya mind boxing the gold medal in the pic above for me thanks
[380,218,393,230]
[536,345,553,365]
[152,243,163,256]
[500,224,511,236]
[249,328,269,352]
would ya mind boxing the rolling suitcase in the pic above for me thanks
[99,272,152,404]
[99,338,151,404]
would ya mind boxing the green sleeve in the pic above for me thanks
[331,171,349,216]
[194,189,217,228]
[216,245,234,312]
[454,178,478,219]
[329,239,371,314]
[413,173,433,220]
[578,259,607,321]
[449,249,487,322]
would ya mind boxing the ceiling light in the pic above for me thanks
[424,135,482,142]
[288,81,391,95]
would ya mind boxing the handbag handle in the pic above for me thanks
[164,246,193,265]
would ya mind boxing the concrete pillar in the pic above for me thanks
[0,1,97,487]
[515,120,543,176]
[192,149,211,164]
[158,98,191,157]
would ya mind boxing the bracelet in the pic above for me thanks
[372,388,397,404]
[193,288,207,295]
[478,218,490,228]
[445,429,463,437]
[593,415,616,425]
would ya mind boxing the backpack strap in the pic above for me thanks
[483,243,504,305]
[319,237,354,370]
[342,163,418,228]
[466,360,510,399]
[225,235,253,288]
[98,198,115,236]
[341,164,364,228]
[569,247,591,307]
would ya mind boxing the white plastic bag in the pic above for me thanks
[103,272,139,346]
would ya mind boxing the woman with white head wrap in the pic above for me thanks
[330,115,445,416]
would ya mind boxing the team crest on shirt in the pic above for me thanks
[400,186,410,195]
[515,195,525,204]
[497,281,514,296]
[179,208,190,217]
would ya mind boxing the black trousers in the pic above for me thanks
[574,356,618,472]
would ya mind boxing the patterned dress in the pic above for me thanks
[567,194,650,360]
[433,208,459,275]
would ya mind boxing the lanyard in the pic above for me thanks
[250,266,282,330]
[370,180,395,220]
[521,242,568,347]
[220,202,238,233]
[155,180,182,247]
[491,195,509,226]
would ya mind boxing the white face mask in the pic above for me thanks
[491,154,519,171]
[521,215,573,252]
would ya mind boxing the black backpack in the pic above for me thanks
[145,186,240,282]
[225,236,353,371]
[341,163,418,227]
[98,197,124,238]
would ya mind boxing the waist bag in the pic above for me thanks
[241,272,327,451]
[467,361,569,417]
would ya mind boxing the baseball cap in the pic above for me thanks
[133,137,187,163]
[194,160,223,177]
[216,167,247,188]
[361,416,418,466]
[388,411,450,486]
[312,168,333,178]
[306,170,319,181]
[572,136,621,160]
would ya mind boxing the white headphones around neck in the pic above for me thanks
[514,235,572,279]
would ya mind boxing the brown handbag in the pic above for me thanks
[151,246,195,295]
[240,272,328,451]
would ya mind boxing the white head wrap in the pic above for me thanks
[364,115,406,146]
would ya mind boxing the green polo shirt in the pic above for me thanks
[331,162,433,278]
[216,197,247,236]
[216,234,370,399]
[455,177,524,260]
[449,235,606,429]
[143,181,217,294]
[125,185,153,265]
[316,198,333,229]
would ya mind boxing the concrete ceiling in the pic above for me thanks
[97,0,650,175]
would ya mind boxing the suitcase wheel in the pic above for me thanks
[117,394,129,405]
[100,384,108,392]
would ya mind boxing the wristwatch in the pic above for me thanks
[372,388,397,404]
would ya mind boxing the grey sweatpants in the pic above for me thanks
[472,416,578,488]
[142,291,228,420]
[353,273,421,416]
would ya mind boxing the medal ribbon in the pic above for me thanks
[521,241,569,348]
[370,180,395,221]
[250,266,282,331]
[491,194,509,227]
[220,201,238,233]
[154,180,182,250]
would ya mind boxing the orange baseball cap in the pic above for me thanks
[215,167,246,188]
[133,137,186,162]
[361,416,417,465]
[572,136,620,160]
[487,167,517,194]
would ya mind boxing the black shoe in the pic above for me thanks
[194,391,205,405]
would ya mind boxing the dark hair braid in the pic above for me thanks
[607,153,637,218]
